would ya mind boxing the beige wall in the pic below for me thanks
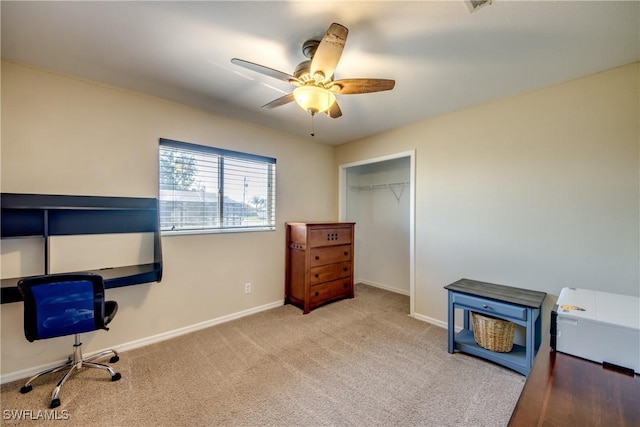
[1,60,337,376]
[2,59,639,378]
[336,63,640,326]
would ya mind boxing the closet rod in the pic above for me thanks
[349,181,409,191]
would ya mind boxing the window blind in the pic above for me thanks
[159,138,276,234]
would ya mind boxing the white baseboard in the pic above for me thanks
[412,312,462,333]
[358,279,410,296]
[357,281,459,332]
[412,312,447,329]
[1,299,284,385]
[115,299,284,353]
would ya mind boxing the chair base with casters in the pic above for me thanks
[17,273,122,409]
[20,334,121,409]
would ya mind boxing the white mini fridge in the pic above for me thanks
[551,287,640,374]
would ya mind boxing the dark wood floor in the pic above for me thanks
[509,337,640,426]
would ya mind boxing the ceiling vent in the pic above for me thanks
[464,0,493,13]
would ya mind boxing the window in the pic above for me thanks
[159,138,276,234]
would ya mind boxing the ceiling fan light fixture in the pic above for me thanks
[293,85,336,114]
[232,23,394,120]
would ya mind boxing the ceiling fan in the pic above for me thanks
[231,23,395,119]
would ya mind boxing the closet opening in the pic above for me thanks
[339,150,415,316]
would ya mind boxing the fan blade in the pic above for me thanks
[310,23,348,81]
[261,93,295,109]
[330,78,395,94]
[328,102,342,118]
[231,58,298,84]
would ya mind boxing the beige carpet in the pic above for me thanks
[1,284,525,426]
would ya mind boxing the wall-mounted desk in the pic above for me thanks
[445,278,546,376]
[1,193,163,303]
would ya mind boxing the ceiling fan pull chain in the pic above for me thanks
[310,112,315,137]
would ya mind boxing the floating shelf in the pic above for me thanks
[1,193,163,304]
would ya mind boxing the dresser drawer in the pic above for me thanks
[309,278,352,306]
[310,245,352,267]
[310,261,351,285]
[308,227,352,248]
[452,292,527,321]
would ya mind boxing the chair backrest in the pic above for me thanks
[18,273,107,342]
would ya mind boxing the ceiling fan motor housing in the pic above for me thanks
[302,39,320,59]
[294,60,312,80]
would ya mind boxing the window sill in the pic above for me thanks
[161,227,276,237]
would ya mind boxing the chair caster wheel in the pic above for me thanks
[112,373,121,382]
[50,398,61,409]
[109,355,119,363]
[20,385,32,394]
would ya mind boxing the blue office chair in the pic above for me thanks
[17,273,121,409]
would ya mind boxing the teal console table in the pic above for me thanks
[445,279,546,376]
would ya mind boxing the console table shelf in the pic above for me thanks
[445,278,546,376]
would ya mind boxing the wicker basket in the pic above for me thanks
[471,312,516,353]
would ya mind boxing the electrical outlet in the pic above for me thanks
[244,283,252,294]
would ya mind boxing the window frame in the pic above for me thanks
[158,138,276,236]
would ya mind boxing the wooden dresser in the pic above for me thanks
[285,222,355,314]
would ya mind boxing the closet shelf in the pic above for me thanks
[350,181,409,202]
[349,181,409,191]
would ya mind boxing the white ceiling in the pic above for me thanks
[2,1,639,145]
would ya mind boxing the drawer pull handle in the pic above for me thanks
[344,251,348,256]
[315,292,319,297]
[343,268,348,272]
[315,256,320,260]
[343,283,348,288]
[314,274,319,278]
